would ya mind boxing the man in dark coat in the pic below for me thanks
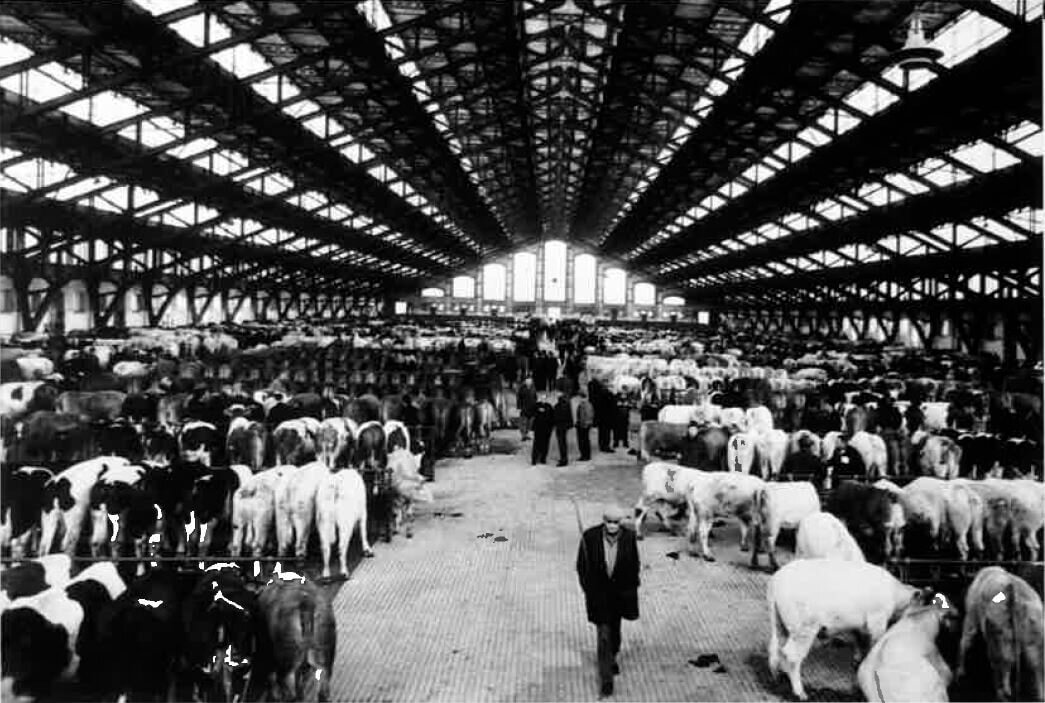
[517,377,538,441]
[575,391,594,462]
[553,394,574,467]
[612,393,631,450]
[531,396,555,466]
[589,380,613,452]
[576,506,640,697]
[678,422,704,468]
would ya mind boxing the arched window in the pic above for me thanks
[543,240,567,302]
[452,275,475,299]
[513,252,536,302]
[574,254,596,304]
[634,282,656,306]
[482,263,506,301]
[421,287,445,298]
[394,301,408,315]
[603,267,626,305]
[662,295,685,306]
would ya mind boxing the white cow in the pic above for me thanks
[230,467,286,559]
[794,512,865,562]
[685,471,765,560]
[316,469,373,578]
[316,417,357,469]
[767,559,924,700]
[633,462,706,538]
[752,481,821,570]
[727,432,760,474]
[756,429,789,480]
[921,402,951,432]
[745,406,774,435]
[274,461,330,560]
[849,431,888,479]
[857,593,958,703]
[387,449,433,538]
[657,405,699,425]
[0,381,44,419]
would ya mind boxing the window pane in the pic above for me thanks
[544,240,567,302]
[452,276,475,298]
[604,267,626,305]
[513,252,536,302]
[421,287,445,298]
[482,263,506,300]
[634,282,656,306]
[574,254,596,304]
[663,295,685,306]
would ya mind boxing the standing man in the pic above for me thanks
[590,381,613,453]
[612,392,631,450]
[575,391,594,462]
[553,393,574,467]
[576,507,640,697]
[531,395,555,465]
[517,376,537,441]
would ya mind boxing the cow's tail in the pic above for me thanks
[1007,579,1020,695]
[637,422,648,463]
[751,486,767,555]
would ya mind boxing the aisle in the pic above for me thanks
[328,431,854,702]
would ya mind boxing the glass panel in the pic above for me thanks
[513,252,537,302]
[543,240,567,302]
[634,282,656,306]
[604,268,626,305]
[574,254,597,304]
[482,263,506,301]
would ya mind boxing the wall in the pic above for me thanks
[0,275,18,336]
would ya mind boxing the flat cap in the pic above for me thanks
[603,506,628,523]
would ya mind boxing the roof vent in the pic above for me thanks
[891,11,944,80]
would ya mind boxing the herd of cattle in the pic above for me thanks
[2,556,337,701]
[609,340,1043,701]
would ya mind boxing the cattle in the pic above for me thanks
[181,564,258,703]
[354,421,387,472]
[856,592,959,703]
[383,419,411,454]
[899,477,984,559]
[230,467,285,560]
[273,418,318,466]
[87,463,148,558]
[2,466,54,558]
[144,426,180,466]
[387,448,433,539]
[55,391,126,424]
[256,573,337,702]
[727,431,760,474]
[658,405,700,425]
[472,400,496,454]
[0,382,57,420]
[226,417,267,472]
[794,512,865,562]
[275,461,330,562]
[316,417,356,469]
[914,434,962,479]
[956,566,1044,702]
[756,429,789,479]
[745,405,774,435]
[849,430,888,479]
[316,469,374,578]
[819,430,843,465]
[17,411,90,463]
[921,402,951,432]
[719,407,747,433]
[179,421,220,467]
[637,421,688,462]
[766,558,927,701]
[633,462,705,538]
[1,562,125,700]
[751,481,820,570]
[0,554,72,602]
[958,432,1004,479]
[685,471,764,560]
[187,466,249,558]
[95,568,198,702]
[40,457,131,557]
[975,478,1045,560]
[345,394,382,424]
[14,356,54,381]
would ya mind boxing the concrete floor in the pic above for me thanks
[328,429,855,702]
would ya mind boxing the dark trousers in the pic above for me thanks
[555,427,569,465]
[597,424,612,452]
[519,414,532,439]
[577,427,591,460]
[532,429,551,464]
[613,415,629,448]
[596,618,622,686]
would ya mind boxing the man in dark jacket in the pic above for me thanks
[678,422,704,468]
[576,506,640,697]
[517,377,538,441]
[553,394,574,467]
[575,392,594,461]
[589,380,613,452]
[613,393,631,450]
[531,396,555,465]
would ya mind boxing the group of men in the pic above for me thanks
[515,377,632,466]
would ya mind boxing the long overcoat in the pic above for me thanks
[576,525,640,624]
